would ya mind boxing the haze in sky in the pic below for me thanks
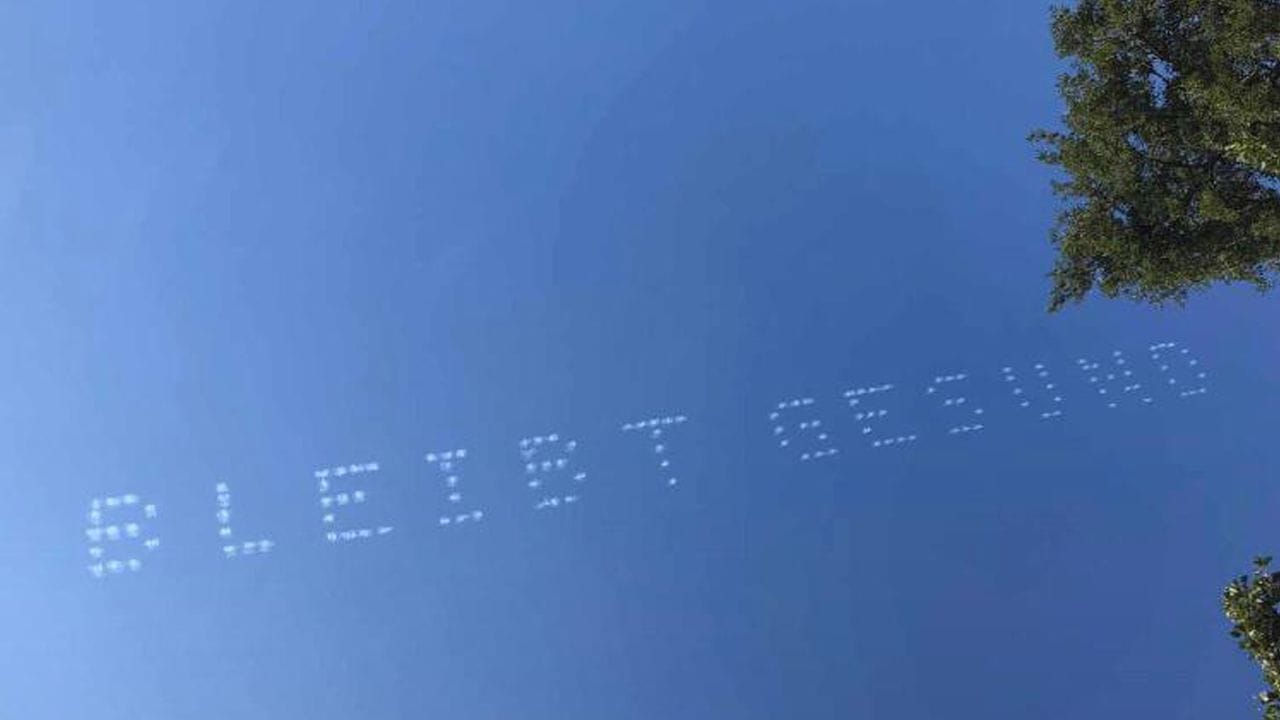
[2,1,1278,719]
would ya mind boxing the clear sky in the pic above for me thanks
[2,1,1278,718]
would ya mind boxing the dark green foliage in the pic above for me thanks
[1030,0,1280,311]
[1224,557,1280,720]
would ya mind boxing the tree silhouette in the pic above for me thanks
[1030,0,1280,311]
[1224,556,1280,720]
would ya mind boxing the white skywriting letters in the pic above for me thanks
[215,482,275,559]
[843,383,917,449]
[770,397,839,462]
[426,448,483,527]
[1076,350,1149,409]
[925,372,986,436]
[315,461,393,544]
[621,414,688,487]
[85,339,1214,579]
[1149,342,1209,398]
[1001,362,1064,420]
[85,494,158,579]
[519,434,587,511]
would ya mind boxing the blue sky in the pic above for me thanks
[2,1,1278,718]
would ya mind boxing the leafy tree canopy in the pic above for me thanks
[1224,556,1280,720]
[1030,0,1280,311]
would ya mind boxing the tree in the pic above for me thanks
[1029,0,1280,312]
[1224,556,1280,719]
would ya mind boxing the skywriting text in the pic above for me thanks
[83,341,1208,579]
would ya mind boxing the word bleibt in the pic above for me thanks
[84,341,1208,579]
